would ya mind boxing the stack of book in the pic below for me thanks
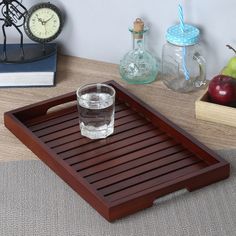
[0,43,57,87]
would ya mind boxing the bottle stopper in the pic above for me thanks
[133,18,144,39]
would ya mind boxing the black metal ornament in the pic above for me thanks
[0,0,27,61]
[0,1,61,63]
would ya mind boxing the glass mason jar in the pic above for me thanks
[162,24,207,93]
[119,18,158,84]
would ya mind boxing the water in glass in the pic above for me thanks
[77,84,115,139]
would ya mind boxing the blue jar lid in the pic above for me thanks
[166,24,200,46]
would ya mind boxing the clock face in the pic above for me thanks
[24,3,63,43]
[29,8,60,39]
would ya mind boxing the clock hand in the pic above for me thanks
[36,14,44,24]
[44,15,54,24]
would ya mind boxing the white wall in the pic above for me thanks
[2,0,236,79]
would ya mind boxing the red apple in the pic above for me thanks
[208,75,236,105]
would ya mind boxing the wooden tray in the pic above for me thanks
[196,90,236,128]
[4,80,230,222]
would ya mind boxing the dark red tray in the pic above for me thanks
[4,80,230,221]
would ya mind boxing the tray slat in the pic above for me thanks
[29,110,78,132]
[4,80,230,222]
[62,129,163,161]
[81,144,183,176]
[70,135,171,170]
[47,119,149,148]
[33,105,136,137]
[97,156,200,195]
[54,124,155,154]
[106,162,207,202]
[92,153,195,189]
[85,148,190,183]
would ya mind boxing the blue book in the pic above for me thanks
[0,43,57,87]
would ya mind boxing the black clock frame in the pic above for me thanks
[24,2,63,43]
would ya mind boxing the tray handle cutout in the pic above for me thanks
[154,189,188,204]
[47,100,77,114]
[14,92,77,121]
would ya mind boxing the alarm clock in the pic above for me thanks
[24,2,63,43]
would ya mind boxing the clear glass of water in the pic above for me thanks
[76,83,116,139]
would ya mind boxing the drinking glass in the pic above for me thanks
[76,83,116,139]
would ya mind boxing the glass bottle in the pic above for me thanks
[162,8,207,93]
[119,18,158,84]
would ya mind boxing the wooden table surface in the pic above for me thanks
[0,54,235,162]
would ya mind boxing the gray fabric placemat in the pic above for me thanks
[0,150,235,236]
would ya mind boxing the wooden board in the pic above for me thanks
[4,80,230,222]
[195,91,236,128]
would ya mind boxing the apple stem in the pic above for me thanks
[226,44,236,54]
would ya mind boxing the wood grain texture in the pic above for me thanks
[195,91,236,128]
[1,54,236,163]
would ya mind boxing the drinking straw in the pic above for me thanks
[179,4,184,32]
[178,4,190,81]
